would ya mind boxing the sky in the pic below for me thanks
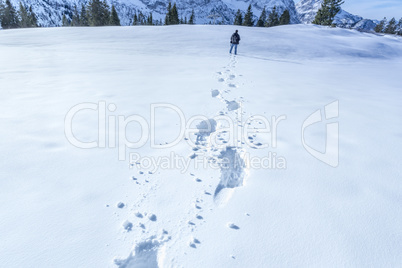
[343,0,402,20]
[297,0,402,21]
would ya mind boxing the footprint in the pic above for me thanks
[227,223,240,230]
[148,214,157,221]
[122,221,133,231]
[214,147,245,198]
[114,235,170,267]
[189,237,201,248]
[226,101,240,111]
[211,89,219,97]
[135,211,143,218]
[218,78,225,82]
[229,75,236,80]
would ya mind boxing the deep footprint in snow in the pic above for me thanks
[196,119,217,143]
[214,147,246,198]
[114,235,170,268]
[148,214,157,221]
[226,100,240,111]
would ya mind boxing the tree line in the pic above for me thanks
[0,0,38,29]
[62,1,195,27]
[234,5,290,27]
[375,17,402,36]
[62,0,120,27]
[163,2,194,25]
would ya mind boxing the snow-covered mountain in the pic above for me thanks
[353,18,378,32]
[295,0,377,31]
[10,0,300,26]
[5,0,380,31]
[294,0,321,23]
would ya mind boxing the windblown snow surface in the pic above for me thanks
[1,25,402,267]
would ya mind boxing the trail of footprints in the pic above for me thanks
[113,56,264,266]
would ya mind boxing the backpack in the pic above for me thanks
[231,34,239,44]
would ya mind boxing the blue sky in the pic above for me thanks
[342,0,402,20]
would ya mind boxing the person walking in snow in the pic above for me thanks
[230,30,241,55]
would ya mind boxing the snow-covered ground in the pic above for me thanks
[1,25,402,267]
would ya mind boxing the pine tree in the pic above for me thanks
[374,17,386,33]
[18,3,29,28]
[184,16,187,24]
[243,4,254,26]
[102,0,110,25]
[28,6,37,27]
[138,11,145,25]
[397,18,402,36]
[266,6,279,27]
[188,9,195,24]
[109,5,120,26]
[312,0,344,26]
[71,5,80,26]
[80,4,88,26]
[170,3,179,24]
[0,1,5,23]
[133,12,138,25]
[256,7,266,27]
[234,9,242,26]
[1,0,19,29]
[87,0,110,26]
[147,12,153,25]
[165,2,172,25]
[62,14,70,26]
[0,1,4,17]
[384,17,396,34]
[279,9,290,25]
